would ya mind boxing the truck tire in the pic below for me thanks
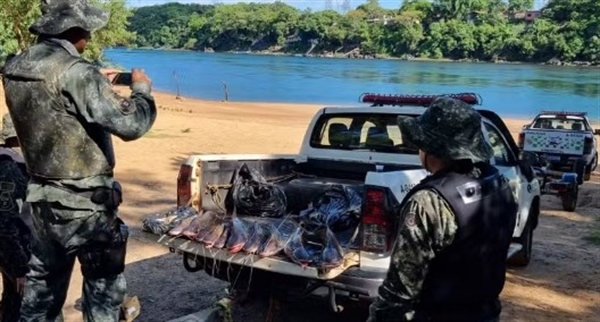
[585,153,598,181]
[562,185,578,212]
[573,160,585,185]
[584,167,592,181]
[508,209,535,267]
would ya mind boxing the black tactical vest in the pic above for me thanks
[403,163,517,322]
[2,41,115,180]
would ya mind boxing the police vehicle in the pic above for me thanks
[161,93,542,313]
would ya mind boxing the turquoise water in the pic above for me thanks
[104,48,600,121]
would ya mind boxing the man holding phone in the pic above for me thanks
[2,0,157,321]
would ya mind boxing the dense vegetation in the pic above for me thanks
[128,0,600,64]
[0,0,598,65]
[0,0,134,63]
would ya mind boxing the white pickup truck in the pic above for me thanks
[159,93,541,312]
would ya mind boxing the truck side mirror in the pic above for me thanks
[521,124,529,129]
[594,129,600,136]
[520,151,539,166]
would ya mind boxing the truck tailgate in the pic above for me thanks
[158,235,360,280]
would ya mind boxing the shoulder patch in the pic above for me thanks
[102,84,136,115]
[404,212,417,227]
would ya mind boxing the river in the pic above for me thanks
[104,48,600,121]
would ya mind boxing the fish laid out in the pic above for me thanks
[166,209,346,270]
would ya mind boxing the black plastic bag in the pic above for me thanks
[231,164,287,218]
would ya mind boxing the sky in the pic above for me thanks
[125,0,548,11]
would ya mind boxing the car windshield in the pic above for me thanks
[531,117,589,131]
[309,113,419,154]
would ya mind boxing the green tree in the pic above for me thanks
[0,0,134,64]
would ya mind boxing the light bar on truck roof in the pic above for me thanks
[359,92,482,107]
[540,110,587,117]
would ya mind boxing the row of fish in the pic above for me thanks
[167,210,345,269]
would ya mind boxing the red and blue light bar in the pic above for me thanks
[540,110,587,117]
[359,92,482,107]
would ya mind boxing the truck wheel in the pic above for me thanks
[573,160,586,185]
[508,211,534,267]
[561,186,578,212]
[584,166,592,181]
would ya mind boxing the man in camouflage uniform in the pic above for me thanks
[368,97,518,322]
[0,114,31,322]
[2,0,157,321]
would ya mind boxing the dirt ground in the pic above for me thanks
[0,87,599,322]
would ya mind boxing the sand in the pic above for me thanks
[0,85,599,321]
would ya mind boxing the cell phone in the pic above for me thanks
[111,72,132,86]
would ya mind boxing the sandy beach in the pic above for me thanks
[0,86,598,321]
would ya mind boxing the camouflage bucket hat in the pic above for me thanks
[29,0,110,36]
[397,97,494,162]
[1,113,17,143]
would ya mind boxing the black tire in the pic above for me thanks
[573,160,586,185]
[508,213,534,267]
[584,167,592,181]
[562,186,578,212]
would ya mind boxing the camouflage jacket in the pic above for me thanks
[3,38,157,214]
[368,189,458,322]
[0,152,31,278]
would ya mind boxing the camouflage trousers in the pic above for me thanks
[1,269,21,322]
[368,298,501,322]
[19,202,126,322]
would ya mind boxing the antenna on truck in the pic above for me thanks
[358,92,482,107]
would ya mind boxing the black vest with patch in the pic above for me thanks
[2,41,115,179]
[404,163,517,322]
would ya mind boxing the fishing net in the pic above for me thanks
[231,163,288,218]
[299,185,362,232]
[141,206,198,236]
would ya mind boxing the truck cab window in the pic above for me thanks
[310,113,418,154]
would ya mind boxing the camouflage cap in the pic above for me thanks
[397,97,494,162]
[29,0,110,36]
[1,113,17,143]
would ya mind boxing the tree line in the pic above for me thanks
[0,0,598,65]
[128,0,600,64]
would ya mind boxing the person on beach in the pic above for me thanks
[0,114,31,322]
[1,0,157,320]
[367,97,518,322]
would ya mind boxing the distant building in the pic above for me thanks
[524,10,542,22]
[512,10,542,22]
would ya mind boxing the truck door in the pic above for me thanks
[483,122,528,233]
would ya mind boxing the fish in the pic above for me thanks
[257,224,287,257]
[243,222,271,254]
[193,212,224,243]
[198,218,228,248]
[212,221,232,249]
[284,226,313,268]
[181,211,218,239]
[144,206,198,236]
[225,217,250,253]
[168,215,196,236]
[320,227,345,269]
